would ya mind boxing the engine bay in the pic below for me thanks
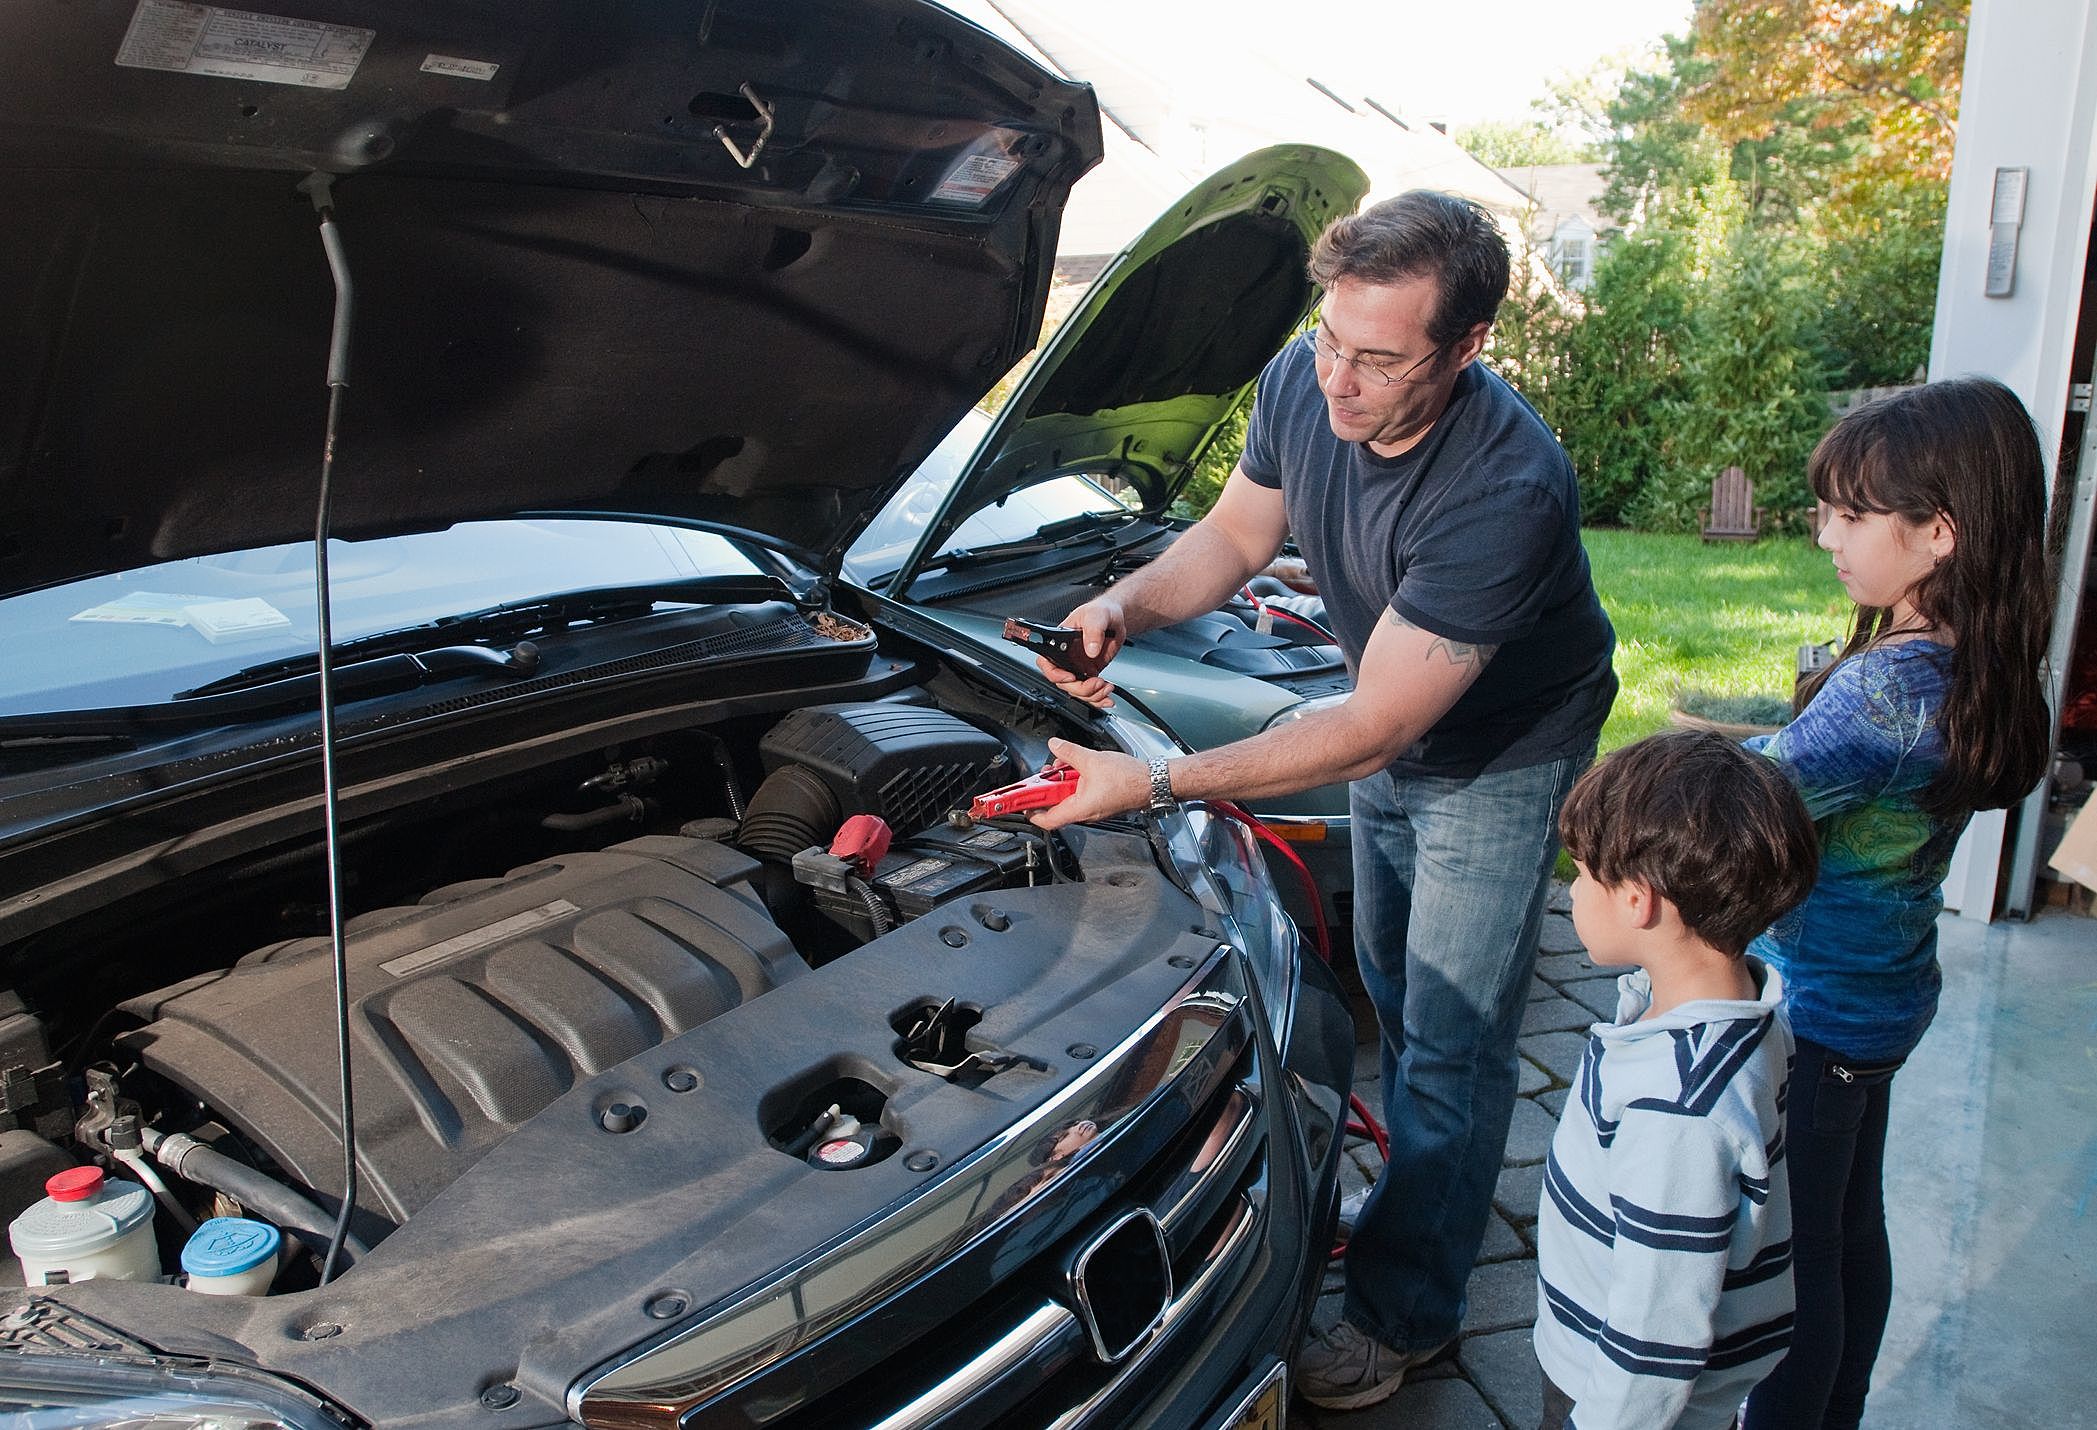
[0,695,1106,1294]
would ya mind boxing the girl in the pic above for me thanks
[1742,378,2053,1429]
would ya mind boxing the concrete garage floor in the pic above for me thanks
[1298,891,2097,1429]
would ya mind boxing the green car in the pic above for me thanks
[848,147,1370,930]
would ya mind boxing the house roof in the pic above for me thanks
[1497,162,1610,240]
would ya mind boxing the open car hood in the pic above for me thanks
[891,145,1367,598]
[0,0,1102,599]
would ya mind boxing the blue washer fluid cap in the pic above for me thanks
[181,1217,281,1278]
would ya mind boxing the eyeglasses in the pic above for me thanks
[1303,329,1449,388]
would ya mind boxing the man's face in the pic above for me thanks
[1312,275,1482,456]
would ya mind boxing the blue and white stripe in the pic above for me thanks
[1533,961,1795,1430]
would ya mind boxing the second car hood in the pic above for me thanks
[0,0,1102,598]
[891,145,1367,597]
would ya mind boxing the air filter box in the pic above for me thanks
[758,704,1008,834]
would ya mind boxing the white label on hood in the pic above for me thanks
[421,54,499,81]
[117,0,374,91]
[930,152,1020,208]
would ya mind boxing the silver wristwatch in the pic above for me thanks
[1146,756,1177,814]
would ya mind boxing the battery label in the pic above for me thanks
[117,0,375,90]
[880,857,948,891]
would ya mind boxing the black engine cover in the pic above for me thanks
[117,836,806,1224]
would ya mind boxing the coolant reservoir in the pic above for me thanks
[9,1166,161,1285]
[181,1216,281,1295]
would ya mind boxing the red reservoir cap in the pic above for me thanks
[45,1167,105,1202]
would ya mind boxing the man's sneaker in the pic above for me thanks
[1334,1185,1370,1243]
[1294,1319,1453,1410]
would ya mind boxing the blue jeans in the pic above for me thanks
[1342,752,1588,1353]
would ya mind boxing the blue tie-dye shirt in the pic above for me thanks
[1745,641,1961,1062]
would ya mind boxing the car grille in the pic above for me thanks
[574,948,1281,1429]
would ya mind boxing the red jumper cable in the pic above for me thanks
[1210,800,1387,1261]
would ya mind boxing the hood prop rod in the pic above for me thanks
[299,171,363,1286]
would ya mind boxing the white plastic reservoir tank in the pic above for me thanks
[9,1166,161,1285]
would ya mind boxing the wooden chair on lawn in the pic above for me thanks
[1699,466,1763,541]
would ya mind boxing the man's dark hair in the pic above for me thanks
[1558,730,1819,958]
[1306,190,1511,347]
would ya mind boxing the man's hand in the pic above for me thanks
[1262,557,1319,596]
[1037,598,1127,708]
[1028,738,1148,829]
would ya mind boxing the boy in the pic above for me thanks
[1535,730,1819,1429]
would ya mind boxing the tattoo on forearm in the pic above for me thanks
[1383,609,1499,669]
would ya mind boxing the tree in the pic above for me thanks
[1682,0,1967,189]
[1644,198,1831,531]
[1545,225,1699,526]
[1452,119,1594,170]
[1602,30,1869,229]
[1810,175,1944,387]
[1533,50,1649,157]
[1599,36,1731,226]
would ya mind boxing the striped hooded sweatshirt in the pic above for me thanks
[1533,960,1795,1429]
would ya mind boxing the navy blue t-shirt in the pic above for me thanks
[1240,338,1616,777]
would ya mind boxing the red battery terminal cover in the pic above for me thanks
[967,762,1080,820]
[828,813,893,876]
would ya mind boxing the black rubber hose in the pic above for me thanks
[148,1131,370,1262]
[736,764,841,864]
[540,795,651,831]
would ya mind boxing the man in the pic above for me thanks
[1032,191,1617,1410]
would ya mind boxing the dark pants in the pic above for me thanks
[1539,1373,1575,1430]
[1742,1036,1902,1430]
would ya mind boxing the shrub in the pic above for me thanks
[1640,216,1829,532]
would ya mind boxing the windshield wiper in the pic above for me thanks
[925,509,1145,573]
[174,573,795,700]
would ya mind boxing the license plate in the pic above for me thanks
[1220,1363,1287,1430]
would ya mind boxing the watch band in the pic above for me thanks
[1146,756,1176,813]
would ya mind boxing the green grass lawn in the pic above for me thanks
[1585,528,1853,754]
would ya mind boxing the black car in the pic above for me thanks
[0,3,1352,1426]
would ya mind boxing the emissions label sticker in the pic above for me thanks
[117,0,375,90]
[381,899,581,978]
[929,151,1019,208]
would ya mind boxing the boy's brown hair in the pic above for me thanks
[1558,730,1819,957]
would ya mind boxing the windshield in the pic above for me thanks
[0,519,762,717]
[843,409,1132,585]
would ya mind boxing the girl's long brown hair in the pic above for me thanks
[1797,378,2053,815]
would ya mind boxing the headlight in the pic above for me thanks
[1101,716,1301,1051]
[1261,690,1349,731]
[0,1354,347,1430]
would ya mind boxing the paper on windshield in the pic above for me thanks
[69,591,217,627]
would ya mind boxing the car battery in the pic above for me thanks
[870,841,1007,921]
[904,823,1038,881]
[801,824,1040,936]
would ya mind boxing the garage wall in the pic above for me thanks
[1929,0,2097,916]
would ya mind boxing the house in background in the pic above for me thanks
[1497,162,1610,290]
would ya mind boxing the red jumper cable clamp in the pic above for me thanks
[967,762,1080,820]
